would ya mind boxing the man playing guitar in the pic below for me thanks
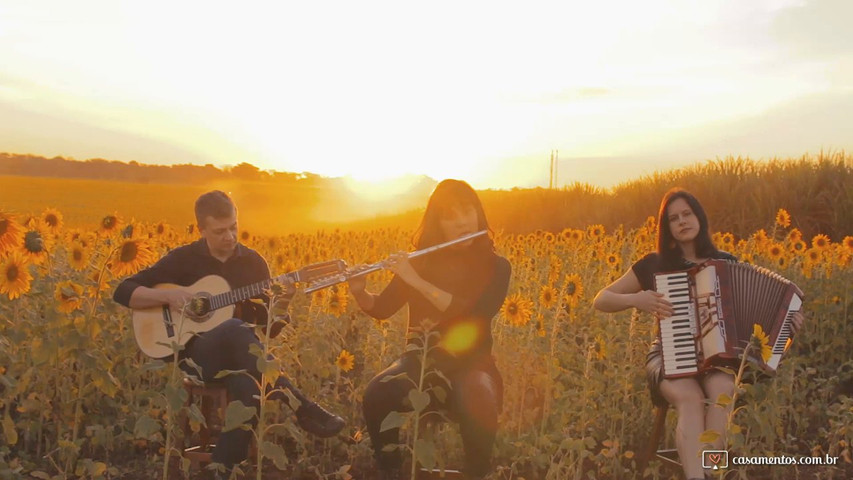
[112,190,344,475]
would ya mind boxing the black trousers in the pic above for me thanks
[179,318,308,468]
[363,353,503,477]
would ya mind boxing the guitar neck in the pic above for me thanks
[207,271,299,311]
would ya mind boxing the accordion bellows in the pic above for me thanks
[654,259,804,378]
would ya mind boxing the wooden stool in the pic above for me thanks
[180,378,230,469]
[637,404,681,476]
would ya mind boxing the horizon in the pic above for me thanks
[2,1,852,189]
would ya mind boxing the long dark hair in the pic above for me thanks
[413,179,494,253]
[656,188,719,267]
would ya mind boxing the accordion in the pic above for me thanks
[654,259,803,378]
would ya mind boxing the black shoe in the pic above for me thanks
[295,401,345,437]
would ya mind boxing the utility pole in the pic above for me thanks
[549,151,554,189]
[549,149,559,189]
[554,149,558,189]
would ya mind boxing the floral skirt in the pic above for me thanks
[644,338,668,407]
[645,338,740,407]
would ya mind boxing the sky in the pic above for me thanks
[0,0,851,189]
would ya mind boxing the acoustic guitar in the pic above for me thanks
[132,260,345,358]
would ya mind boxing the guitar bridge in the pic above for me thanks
[162,305,175,338]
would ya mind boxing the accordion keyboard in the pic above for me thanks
[656,271,698,377]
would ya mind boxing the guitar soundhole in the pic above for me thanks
[187,293,213,323]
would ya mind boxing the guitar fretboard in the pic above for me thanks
[208,273,295,311]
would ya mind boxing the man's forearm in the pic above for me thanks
[127,286,167,309]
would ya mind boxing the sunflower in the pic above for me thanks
[720,233,734,249]
[266,236,280,251]
[570,229,584,243]
[54,280,85,313]
[605,252,620,269]
[836,252,851,269]
[751,324,772,363]
[66,241,91,272]
[98,214,122,236]
[110,238,156,277]
[121,222,138,239]
[805,247,822,264]
[326,284,348,316]
[41,208,64,234]
[812,234,830,251]
[0,253,33,300]
[86,269,111,298]
[501,293,533,327]
[594,334,607,360]
[544,232,556,244]
[548,255,563,281]
[311,288,327,309]
[539,285,558,309]
[335,349,355,372]
[587,224,605,241]
[562,273,584,307]
[790,240,807,254]
[786,228,803,244]
[751,229,769,248]
[775,255,789,270]
[240,231,251,242]
[766,242,785,262]
[536,314,546,337]
[842,236,853,253]
[712,232,723,245]
[20,222,52,265]
[0,210,23,256]
[152,222,170,237]
[775,208,791,229]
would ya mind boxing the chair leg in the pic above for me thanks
[637,405,669,475]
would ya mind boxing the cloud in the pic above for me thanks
[772,0,853,57]
[644,89,853,162]
[0,100,210,165]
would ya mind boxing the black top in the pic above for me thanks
[631,250,738,291]
[364,251,511,368]
[113,239,271,325]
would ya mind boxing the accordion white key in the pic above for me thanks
[654,259,804,378]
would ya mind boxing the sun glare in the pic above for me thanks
[342,175,423,202]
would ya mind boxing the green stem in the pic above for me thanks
[410,331,429,480]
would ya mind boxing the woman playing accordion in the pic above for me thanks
[593,188,804,480]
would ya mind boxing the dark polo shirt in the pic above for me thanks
[113,239,271,324]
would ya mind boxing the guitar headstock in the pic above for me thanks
[296,259,348,283]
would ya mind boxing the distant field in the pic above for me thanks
[0,175,426,235]
[2,152,852,239]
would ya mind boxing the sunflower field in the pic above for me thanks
[0,206,851,480]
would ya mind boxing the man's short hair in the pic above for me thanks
[195,190,236,227]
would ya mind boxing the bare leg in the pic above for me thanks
[660,377,706,479]
[702,371,735,450]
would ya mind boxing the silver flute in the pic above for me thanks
[304,230,487,293]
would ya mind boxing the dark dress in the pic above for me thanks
[361,249,511,477]
[631,251,737,406]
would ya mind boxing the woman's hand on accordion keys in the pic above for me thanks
[633,290,675,318]
[791,311,804,335]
